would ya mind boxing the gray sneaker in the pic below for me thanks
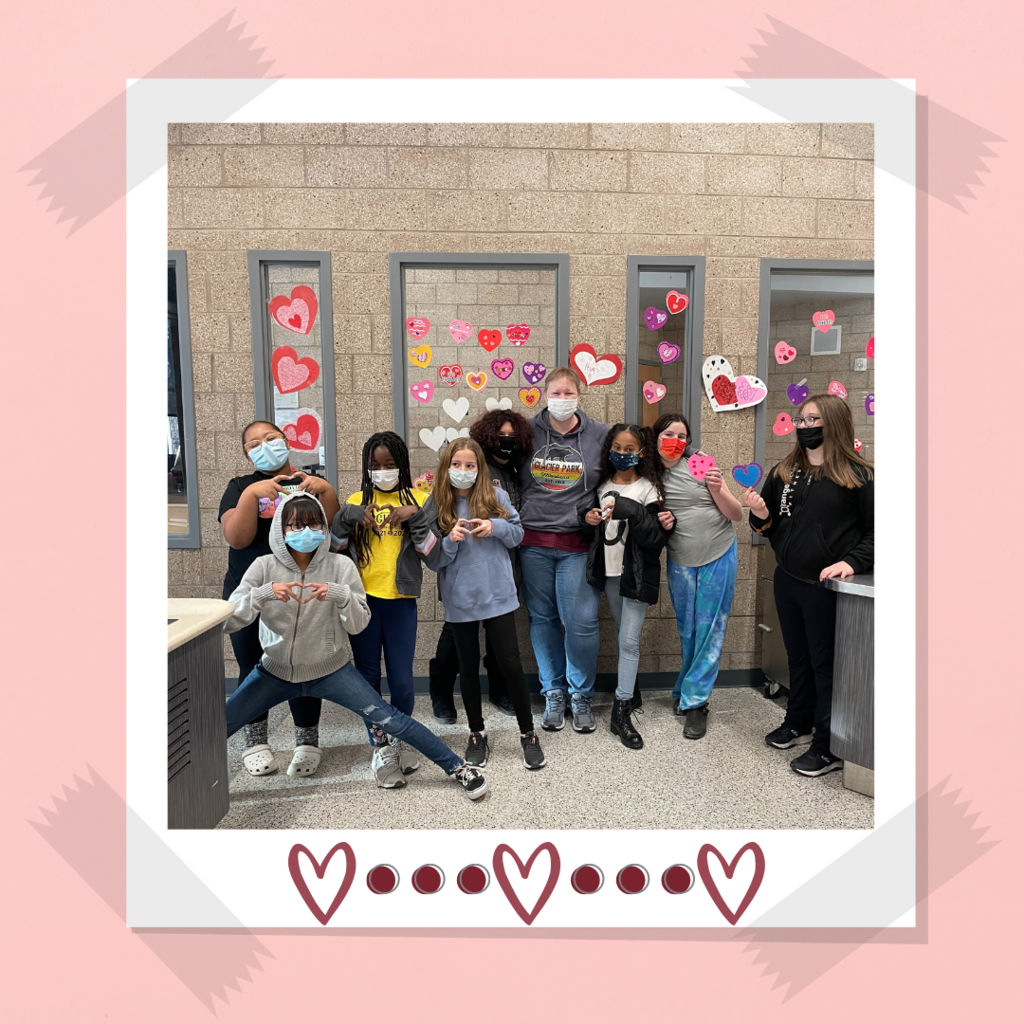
[570,694,596,733]
[371,743,405,788]
[390,736,420,775]
[542,690,567,731]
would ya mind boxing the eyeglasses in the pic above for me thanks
[792,415,822,428]
[244,435,285,453]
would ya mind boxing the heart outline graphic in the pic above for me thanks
[438,364,463,387]
[696,842,765,925]
[272,346,321,394]
[492,842,560,925]
[269,286,318,335]
[288,842,356,925]
[569,343,623,386]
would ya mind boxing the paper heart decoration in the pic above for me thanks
[269,286,317,335]
[478,329,502,352]
[787,380,809,406]
[732,463,764,488]
[506,324,531,345]
[491,358,515,381]
[408,344,433,368]
[665,290,688,315]
[419,426,447,451]
[644,307,668,331]
[467,371,489,391]
[281,410,321,451]
[658,342,680,365]
[406,316,431,340]
[409,380,434,404]
[813,309,836,332]
[697,842,765,925]
[446,427,470,442]
[688,453,716,482]
[702,356,767,413]
[774,341,797,364]
[772,413,795,436]
[492,842,560,926]
[866,335,875,359]
[643,380,667,404]
[288,842,355,925]
[449,319,473,342]
[865,393,875,415]
[438,364,463,387]
[442,396,469,423]
[486,397,513,412]
[413,471,435,493]
[272,346,320,394]
[828,380,848,399]
[522,362,547,385]
[570,343,623,386]
[519,387,541,408]
[853,438,863,452]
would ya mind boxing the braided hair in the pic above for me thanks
[597,423,665,501]
[350,430,417,569]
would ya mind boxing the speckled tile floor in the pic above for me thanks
[217,688,873,831]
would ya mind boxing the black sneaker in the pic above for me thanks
[765,724,813,749]
[683,703,709,740]
[520,732,547,769]
[465,731,489,767]
[790,750,843,776]
[488,693,516,717]
[432,701,457,725]
[453,763,487,800]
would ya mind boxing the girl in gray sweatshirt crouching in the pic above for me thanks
[224,491,486,800]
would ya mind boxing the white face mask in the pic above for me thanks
[448,468,478,489]
[547,397,578,420]
[370,468,400,491]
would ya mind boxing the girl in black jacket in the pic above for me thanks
[743,394,874,778]
[581,424,673,749]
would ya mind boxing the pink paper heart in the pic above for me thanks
[866,336,875,359]
[409,380,434,404]
[449,319,473,342]
[828,380,848,399]
[774,341,796,364]
[658,342,680,365]
[643,380,667,404]
[687,453,716,481]
[734,377,766,404]
[773,413,794,436]
[406,317,431,340]
[490,358,514,380]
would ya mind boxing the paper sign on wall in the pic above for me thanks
[519,387,541,408]
[274,387,299,410]
[787,379,809,406]
[409,380,434,404]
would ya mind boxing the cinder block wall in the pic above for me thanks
[166,122,874,682]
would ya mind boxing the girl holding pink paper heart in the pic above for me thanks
[743,394,874,778]
[653,413,742,741]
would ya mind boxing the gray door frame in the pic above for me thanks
[167,250,200,550]
[625,255,706,444]
[246,251,337,489]
[388,252,570,440]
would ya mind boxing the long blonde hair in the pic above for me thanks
[434,438,510,535]
[777,393,873,488]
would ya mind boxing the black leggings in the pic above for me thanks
[429,620,510,707]
[450,612,534,735]
[229,618,322,728]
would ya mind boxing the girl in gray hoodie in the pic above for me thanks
[223,491,486,800]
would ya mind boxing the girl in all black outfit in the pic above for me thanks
[742,394,874,777]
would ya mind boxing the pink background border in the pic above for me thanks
[3,1,1016,1019]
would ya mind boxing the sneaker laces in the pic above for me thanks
[455,763,482,782]
[573,695,592,712]
[545,691,565,709]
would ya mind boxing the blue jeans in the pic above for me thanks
[225,661,463,775]
[603,575,649,701]
[519,545,600,698]
[667,539,738,710]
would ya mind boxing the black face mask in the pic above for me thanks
[495,436,517,456]
[796,426,824,450]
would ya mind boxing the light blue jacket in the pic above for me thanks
[429,488,523,623]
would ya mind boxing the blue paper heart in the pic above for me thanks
[731,463,763,488]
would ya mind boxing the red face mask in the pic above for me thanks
[658,436,687,460]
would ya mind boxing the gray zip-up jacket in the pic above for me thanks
[225,492,371,683]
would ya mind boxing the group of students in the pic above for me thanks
[216,365,874,802]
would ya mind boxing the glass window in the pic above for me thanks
[167,253,199,548]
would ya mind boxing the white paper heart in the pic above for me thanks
[485,397,513,412]
[573,351,619,386]
[442,397,470,423]
[701,356,768,414]
[419,426,447,451]
[445,427,471,442]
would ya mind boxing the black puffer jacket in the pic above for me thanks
[580,495,672,604]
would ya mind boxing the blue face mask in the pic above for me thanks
[249,438,290,472]
[608,450,641,472]
[285,528,324,553]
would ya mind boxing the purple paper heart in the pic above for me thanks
[787,382,809,406]
[865,393,875,416]
[522,361,547,385]
[658,342,680,364]
[644,307,668,331]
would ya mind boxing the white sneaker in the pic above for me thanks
[371,743,406,788]
[390,736,419,775]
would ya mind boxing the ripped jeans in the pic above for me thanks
[225,661,463,775]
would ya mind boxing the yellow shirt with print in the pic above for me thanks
[346,488,429,600]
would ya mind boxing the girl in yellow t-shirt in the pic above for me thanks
[330,431,434,788]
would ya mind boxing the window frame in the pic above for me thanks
[246,250,337,490]
[167,250,200,550]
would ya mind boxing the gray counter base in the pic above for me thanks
[843,761,874,798]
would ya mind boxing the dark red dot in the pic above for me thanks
[571,865,603,894]
[412,864,444,894]
[616,865,648,894]
[662,865,694,894]
[367,865,398,894]
[457,865,489,894]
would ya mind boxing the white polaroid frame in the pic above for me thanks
[129,78,915,930]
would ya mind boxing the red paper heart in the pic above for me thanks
[697,842,765,925]
[506,324,531,345]
[569,343,623,386]
[711,375,737,406]
[478,329,502,352]
[438,364,463,387]
[492,842,560,925]
[272,346,321,394]
[406,317,431,340]
[288,843,356,925]
[283,414,320,451]
[269,286,318,335]
[665,290,688,315]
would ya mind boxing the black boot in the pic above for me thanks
[429,661,458,724]
[610,698,643,750]
[683,702,709,740]
[629,684,643,711]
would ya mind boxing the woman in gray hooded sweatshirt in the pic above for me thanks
[223,491,487,800]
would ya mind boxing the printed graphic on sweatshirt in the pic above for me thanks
[258,494,285,519]
[531,441,585,491]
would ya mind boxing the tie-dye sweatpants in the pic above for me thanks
[667,539,738,710]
